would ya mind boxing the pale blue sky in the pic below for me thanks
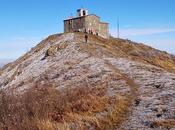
[0,0,175,59]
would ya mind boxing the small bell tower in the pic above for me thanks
[77,9,88,17]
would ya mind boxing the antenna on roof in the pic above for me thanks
[68,13,73,19]
[117,18,120,38]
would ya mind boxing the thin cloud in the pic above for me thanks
[110,27,175,37]
[143,39,175,55]
[110,27,175,54]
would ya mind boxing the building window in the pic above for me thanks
[83,10,86,16]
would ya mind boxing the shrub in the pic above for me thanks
[0,85,109,130]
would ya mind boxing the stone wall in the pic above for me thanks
[64,17,85,33]
[64,15,109,38]
[84,15,100,33]
[99,22,109,38]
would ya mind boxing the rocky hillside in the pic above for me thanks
[0,33,175,130]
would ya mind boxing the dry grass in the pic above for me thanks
[0,82,132,130]
[0,76,138,129]
[76,33,175,73]
[152,119,175,129]
[0,33,148,129]
[37,120,70,130]
[99,95,130,130]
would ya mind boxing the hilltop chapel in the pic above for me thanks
[64,9,109,38]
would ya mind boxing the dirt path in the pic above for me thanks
[106,58,175,130]
[104,60,140,129]
[75,35,175,129]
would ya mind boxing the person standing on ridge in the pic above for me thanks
[85,34,88,43]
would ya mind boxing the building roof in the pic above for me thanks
[64,14,100,21]
[99,22,109,24]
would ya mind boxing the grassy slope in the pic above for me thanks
[88,34,175,73]
[0,33,175,130]
[1,32,175,76]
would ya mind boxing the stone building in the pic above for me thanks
[64,9,109,38]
